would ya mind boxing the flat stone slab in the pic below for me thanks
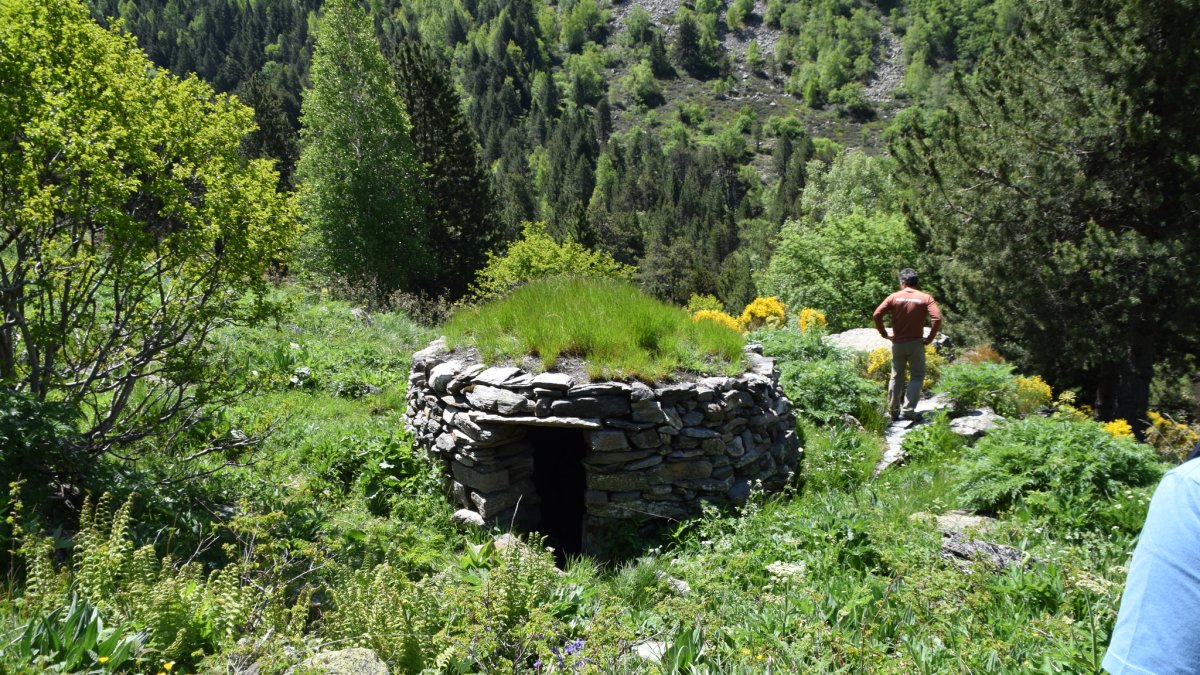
[472,366,523,387]
[531,372,574,390]
[941,532,1032,572]
[471,413,603,429]
[824,327,933,354]
[950,408,1004,439]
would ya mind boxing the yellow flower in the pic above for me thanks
[797,307,827,333]
[864,347,891,382]
[1102,419,1134,439]
[738,297,787,331]
[98,656,109,664]
[692,309,741,332]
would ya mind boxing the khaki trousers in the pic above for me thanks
[888,340,925,418]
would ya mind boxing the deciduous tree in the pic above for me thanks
[297,0,429,293]
[0,0,297,454]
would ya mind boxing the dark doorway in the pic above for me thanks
[528,426,588,562]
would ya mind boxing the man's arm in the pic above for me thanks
[924,298,943,344]
[872,296,892,339]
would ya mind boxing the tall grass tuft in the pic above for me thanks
[445,277,745,381]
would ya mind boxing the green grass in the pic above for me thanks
[444,277,746,381]
[0,282,1154,674]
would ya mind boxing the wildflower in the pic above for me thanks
[692,309,741,332]
[797,307,827,333]
[1102,419,1134,439]
[738,297,787,331]
[164,662,175,672]
[766,560,807,582]
[98,656,109,664]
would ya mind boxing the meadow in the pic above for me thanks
[0,282,1166,674]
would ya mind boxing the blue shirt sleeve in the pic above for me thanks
[1104,459,1200,675]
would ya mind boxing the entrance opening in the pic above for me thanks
[528,426,588,562]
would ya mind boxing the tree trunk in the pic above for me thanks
[1092,317,1157,438]
[1116,320,1157,439]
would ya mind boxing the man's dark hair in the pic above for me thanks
[899,268,919,288]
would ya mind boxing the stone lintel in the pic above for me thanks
[472,413,603,429]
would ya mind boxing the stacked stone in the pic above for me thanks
[404,338,801,543]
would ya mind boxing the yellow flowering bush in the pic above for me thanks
[864,347,891,382]
[924,345,945,388]
[739,296,787,331]
[1015,375,1053,415]
[1146,411,1200,461]
[864,344,943,388]
[1103,419,1134,439]
[797,307,827,333]
[692,309,741,332]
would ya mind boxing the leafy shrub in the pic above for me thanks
[758,211,916,330]
[803,426,880,492]
[954,416,1163,528]
[778,357,883,427]
[749,327,883,428]
[796,307,827,333]
[623,59,664,108]
[751,326,843,363]
[738,296,787,331]
[1145,410,1200,461]
[685,293,725,314]
[0,391,84,556]
[446,277,746,380]
[900,411,964,464]
[935,361,1017,413]
[468,222,634,302]
[692,309,741,332]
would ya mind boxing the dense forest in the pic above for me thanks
[2,0,1199,671]
[84,0,1007,309]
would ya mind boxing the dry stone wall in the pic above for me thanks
[404,338,801,553]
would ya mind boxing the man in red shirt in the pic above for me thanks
[873,268,942,422]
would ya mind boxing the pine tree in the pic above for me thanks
[297,0,429,293]
[387,38,507,299]
[893,0,1200,433]
[236,72,299,189]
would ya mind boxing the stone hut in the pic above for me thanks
[404,338,801,555]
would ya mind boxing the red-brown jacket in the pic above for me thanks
[873,288,942,343]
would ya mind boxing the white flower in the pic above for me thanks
[766,560,807,582]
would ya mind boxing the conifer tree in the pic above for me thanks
[894,0,1200,433]
[297,0,429,293]
[387,38,506,299]
[236,72,299,189]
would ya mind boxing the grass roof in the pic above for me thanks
[443,277,746,381]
